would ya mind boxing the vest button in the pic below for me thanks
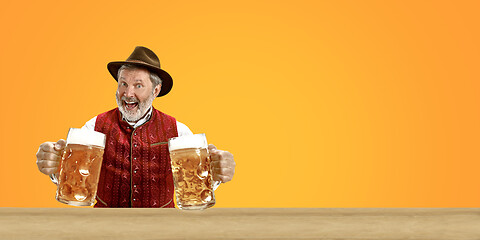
[134,144,137,147]
[134,157,137,160]
[134,132,137,136]
[134,170,137,173]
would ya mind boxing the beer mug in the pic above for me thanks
[168,133,220,210]
[55,128,106,206]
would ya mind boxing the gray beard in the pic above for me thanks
[116,92,156,122]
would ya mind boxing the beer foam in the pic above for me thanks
[168,133,208,151]
[66,128,106,148]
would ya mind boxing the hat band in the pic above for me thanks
[125,59,160,68]
[128,60,147,64]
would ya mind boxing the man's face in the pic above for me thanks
[115,67,161,122]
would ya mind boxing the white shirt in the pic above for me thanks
[81,107,193,136]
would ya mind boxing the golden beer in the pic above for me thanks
[169,134,216,210]
[55,128,106,206]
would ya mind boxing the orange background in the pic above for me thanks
[0,0,479,207]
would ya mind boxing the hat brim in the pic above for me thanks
[107,61,173,97]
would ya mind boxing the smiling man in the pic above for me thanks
[35,46,235,208]
[117,66,157,122]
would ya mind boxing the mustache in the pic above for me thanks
[121,96,139,103]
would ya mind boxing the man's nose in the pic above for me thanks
[124,86,135,98]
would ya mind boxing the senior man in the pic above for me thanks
[36,46,235,208]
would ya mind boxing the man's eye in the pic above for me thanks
[121,82,127,86]
[136,85,142,88]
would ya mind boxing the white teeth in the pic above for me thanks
[125,101,137,104]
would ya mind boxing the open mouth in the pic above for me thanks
[124,101,138,111]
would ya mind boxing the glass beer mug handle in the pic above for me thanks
[213,180,221,190]
[50,148,66,185]
[50,174,59,185]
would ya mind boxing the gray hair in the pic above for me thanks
[118,64,162,89]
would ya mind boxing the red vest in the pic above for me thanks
[93,107,178,208]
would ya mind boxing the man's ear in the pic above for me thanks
[154,84,162,96]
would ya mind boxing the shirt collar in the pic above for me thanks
[122,106,153,128]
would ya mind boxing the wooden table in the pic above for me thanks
[1,208,479,239]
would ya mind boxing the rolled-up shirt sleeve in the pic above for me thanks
[176,121,193,136]
[82,116,97,131]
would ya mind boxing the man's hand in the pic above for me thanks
[36,139,66,175]
[208,144,235,183]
